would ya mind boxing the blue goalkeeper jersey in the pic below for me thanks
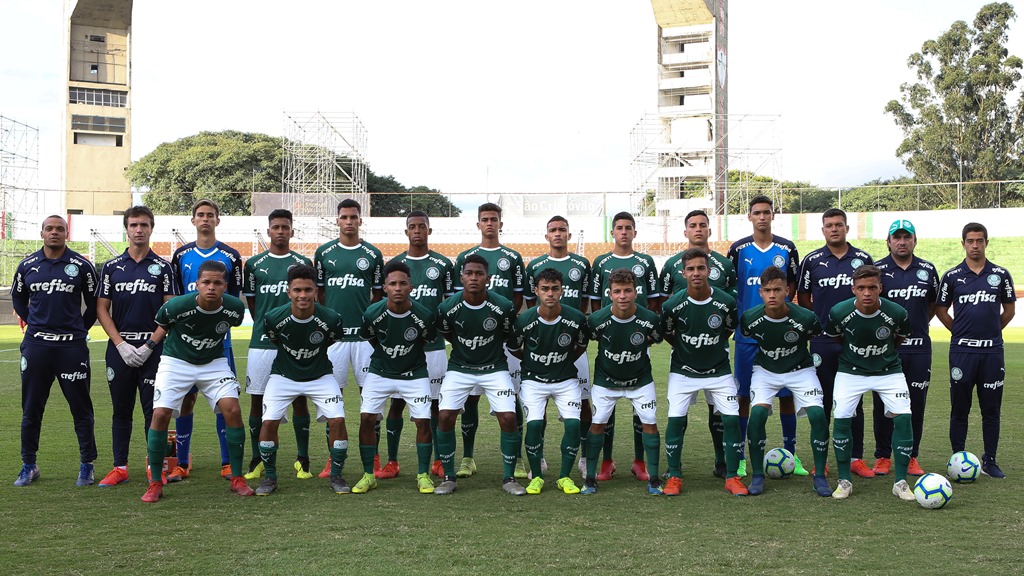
[171,241,242,346]
[727,234,800,344]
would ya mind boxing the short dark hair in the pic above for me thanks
[684,210,709,226]
[463,253,488,272]
[338,198,362,214]
[760,266,786,286]
[198,260,227,280]
[287,263,317,284]
[123,205,154,229]
[822,208,847,223]
[192,199,219,218]
[536,267,563,286]
[608,268,636,287]
[406,210,429,225]
[748,195,773,212]
[852,264,881,283]
[962,222,988,241]
[41,215,66,229]
[680,247,708,267]
[612,211,635,227]
[268,209,293,224]
[547,215,568,227]
[383,260,411,280]
[478,202,502,218]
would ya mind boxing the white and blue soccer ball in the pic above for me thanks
[946,451,981,483]
[763,448,795,479]
[914,473,953,509]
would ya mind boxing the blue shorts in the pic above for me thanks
[734,341,791,399]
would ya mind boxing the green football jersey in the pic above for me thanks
[661,288,738,377]
[453,245,525,303]
[825,297,910,376]
[588,305,662,389]
[155,293,245,365]
[437,291,516,374]
[389,250,453,352]
[525,253,591,311]
[314,239,383,342]
[361,299,437,380]
[740,303,821,373]
[589,251,660,308]
[512,306,588,383]
[660,250,736,298]
[263,303,344,382]
[243,250,312,349]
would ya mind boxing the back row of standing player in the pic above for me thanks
[12,196,1013,498]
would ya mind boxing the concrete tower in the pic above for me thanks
[64,0,133,214]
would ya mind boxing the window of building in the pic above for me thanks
[89,64,98,76]
[71,115,126,133]
[69,87,127,107]
[73,132,123,147]
[88,34,105,43]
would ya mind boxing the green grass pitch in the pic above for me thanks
[0,325,1021,574]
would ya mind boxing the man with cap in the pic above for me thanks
[871,219,938,477]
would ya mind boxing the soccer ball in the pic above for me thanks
[763,448,795,479]
[946,451,981,483]
[914,473,953,509]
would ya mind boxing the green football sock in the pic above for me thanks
[665,416,687,477]
[437,428,457,478]
[386,417,404,462]
[515,399,525,458]
[500,430,520,479]
[225,427,245,478]
[248,416,262,462]
[747,406,769,476]
[329,440,348,477]
[359,444,376,475]
[461,403,478,458]
[721,415,743,479]
[602,409,616,461]
[633,415,645,462]
[525,421,544,478]
[258,441,278,479]
[416,442,432,475]
[709,405,725,467]
[892,414,913,482]
[147,428,167,483]
[833,417,853,481]
[560,418,580,479]
[806,406,830,476]
[430,412,440,460]
[642,432,660,480]
[586,431,603,481]
[292,415,311,459]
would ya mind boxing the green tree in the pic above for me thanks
[128,131,282,215]
[885,2,1024,208]
[127,130,460,216]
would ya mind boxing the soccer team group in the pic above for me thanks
[11,195,1013,503]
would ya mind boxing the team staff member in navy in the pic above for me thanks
[871,219,938,477]
[94,206,177,487]
[12,215,99,487]
[797,208,876,478]
[935,222,1015,478]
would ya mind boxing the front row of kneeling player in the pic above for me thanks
[142,249,921,502]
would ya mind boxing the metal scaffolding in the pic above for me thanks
[630,113,781,216]
[1,115,41,283]
[281,111,369,217]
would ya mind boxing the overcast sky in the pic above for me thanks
[1,0,1020,200]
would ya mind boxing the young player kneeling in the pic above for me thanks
[254,264,349,496]
[824,265,916,501]
[740,266,831,497]
[353,261,438,495]
[140,261,251,502]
